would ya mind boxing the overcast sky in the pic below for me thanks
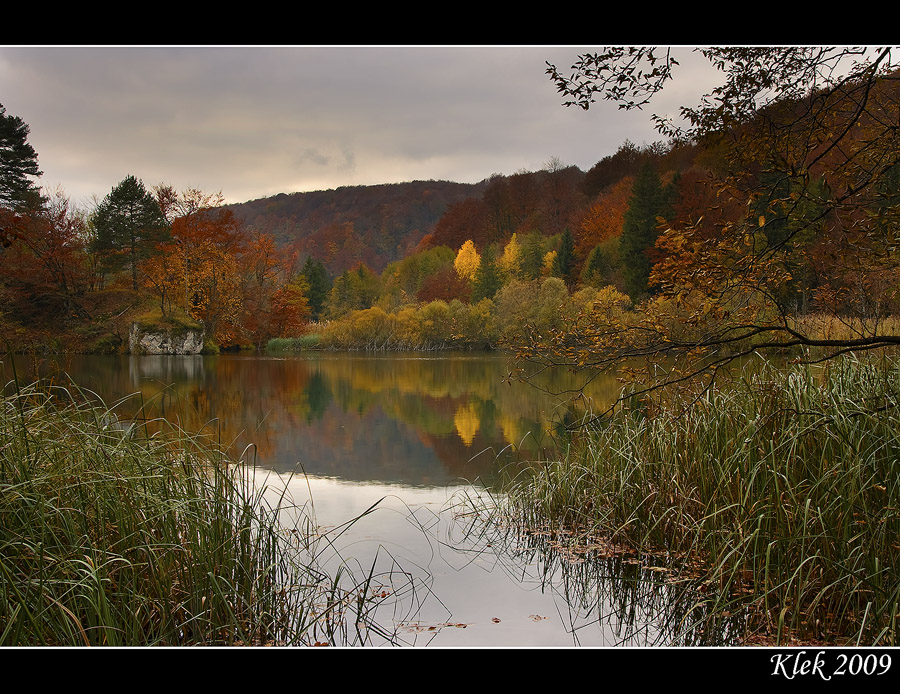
[0,46,723,207]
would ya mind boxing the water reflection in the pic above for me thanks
[445,505,745,646]
[2,352,626,488]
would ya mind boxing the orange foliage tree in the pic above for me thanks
[427,198,490,251]
[575,175,633,268]
[239,231,312,346]
[141,203,245,345]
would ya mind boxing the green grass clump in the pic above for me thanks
[266,335,321,352]
[0,380,378,646]
[133,307,203,334]
[497,355,900,645]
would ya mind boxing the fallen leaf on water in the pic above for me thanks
[399,621,471,633]
[529,615,548,622]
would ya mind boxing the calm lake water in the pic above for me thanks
[2,351,737,646]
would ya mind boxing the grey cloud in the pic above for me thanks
[0,46,721,205]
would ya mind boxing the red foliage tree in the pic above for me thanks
[416,264,472,303]
[426,198,490,250]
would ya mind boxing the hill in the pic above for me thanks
[226,179,488,275]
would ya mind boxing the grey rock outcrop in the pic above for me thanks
[129,323,205,355]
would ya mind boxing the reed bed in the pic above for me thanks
[495,355,900,645]
[0,379,387,646]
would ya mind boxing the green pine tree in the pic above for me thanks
[92,175,170,290]
[519,231,547,280]
[0,102,43,213]
[619,162,671,301]
[472,245,501,302]
[581,236,622,288]
[301,255,332,320]
[552,227,576,288]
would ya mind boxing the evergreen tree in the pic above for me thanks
[472,245,501,302]
[519,231,546,280]
[619,162,671,301]
[301,255,331,320]
[552,227,576,288]
[92,175,170,290]
[581,236,622,288]
[0,103,42,214]
[326,263,380,318]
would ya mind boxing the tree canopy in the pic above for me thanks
[538,46,900,403]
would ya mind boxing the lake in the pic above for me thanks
[2,350,736,646]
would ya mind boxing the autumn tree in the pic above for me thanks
[576,175,633,264]
[238,230,286,345]
[498,233,522,280]
[582,140,645,198]
[540,46,900,399]
[415,264,472,303]
[266,277,312,341]
[454,240,481,282]
[153,183,224,223]
[93,175,169,290]
[538,158,586,237]
[428,197,490,250]
[0,188,90,321]
[139,195,248,346]
[380,245,455,307]
[140,245,183,318]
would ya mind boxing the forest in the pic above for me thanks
[6,75,895,365]
[0,111,680,355]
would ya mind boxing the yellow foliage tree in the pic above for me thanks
[454,240,480,281]
[498,233,522,279]
[542,250,557,276]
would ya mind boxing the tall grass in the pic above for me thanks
[0,379,389,646]
[494,355,900,645]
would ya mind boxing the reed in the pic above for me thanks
[0,379,386,646]
[495,355,900,645]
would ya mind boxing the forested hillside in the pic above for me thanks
[225,180,487,275]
